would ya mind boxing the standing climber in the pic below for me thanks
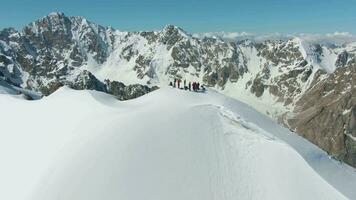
[197,82,200,91]
[188,82,191,91]
[201,85,206,92]
[177,79,181,88]
[184,79,186,89]
[173,78,176,87]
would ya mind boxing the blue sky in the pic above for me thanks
[0,0,355,33]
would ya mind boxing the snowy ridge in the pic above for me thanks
[0,87,355,200]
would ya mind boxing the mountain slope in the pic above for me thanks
[0,87,355,200]
[1,12,356,167]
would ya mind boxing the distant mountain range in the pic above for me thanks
[1,12,355,167]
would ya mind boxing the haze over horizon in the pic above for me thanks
[1,0,356,34]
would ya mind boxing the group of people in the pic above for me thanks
[169,78,205,92]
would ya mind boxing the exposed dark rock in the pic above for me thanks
[34,70,157,101]
[287,63,356,167]
[250,77,266,97]
[140,31,159,44]
[67,70,158,100]
[159,25,186,48]
[69,70,107,92]
[336,51,349,67]
[105,79,158,100]
[39,81,64,96]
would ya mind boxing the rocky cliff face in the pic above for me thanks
[0,12,156,100]
[288,60,356,166]
[1,12,356,167]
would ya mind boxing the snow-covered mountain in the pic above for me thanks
[1,12,356,167]
[1,87,356,200]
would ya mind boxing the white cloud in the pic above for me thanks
[193,31,356,46]
[193,32,254,41]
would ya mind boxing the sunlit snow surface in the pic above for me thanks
[0,87,355,200]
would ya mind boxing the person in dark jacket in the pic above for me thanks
[173,78,176,87]
[197,82,200,91]
[188,82,191,91]
[177,79,181,88]
[201,85,206,92]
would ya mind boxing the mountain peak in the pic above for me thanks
[48,11,65,17]
[37,12,68,22]
[163,24,179,30]
[162,24,190,38]
[32,11,69,25]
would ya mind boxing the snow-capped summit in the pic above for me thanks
[161,24,190,37]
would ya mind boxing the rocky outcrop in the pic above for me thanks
[105,79,158,100]
[40,70,158,100]
[69,70,107,92]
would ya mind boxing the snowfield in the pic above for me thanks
[0,87,355,200]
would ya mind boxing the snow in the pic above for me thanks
[221,43,294,119]
[0,87,355,200]
[319,46,338,73]
[343,108,352,115]
[83,33,154,85]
